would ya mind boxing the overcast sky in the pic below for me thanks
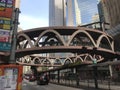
[19,0,49,30]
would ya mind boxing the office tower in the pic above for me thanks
[98,0,110,24]
[98,0,120,52]
[77,0,99,25]
[49,0,100,26]
[49,0,81,26]
[49,0,66,26]
[98,0,120,28]
[66,0,81,26]
[74,0,81,26]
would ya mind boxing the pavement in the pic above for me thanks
[23,79,120,90]
[51,81,120,90]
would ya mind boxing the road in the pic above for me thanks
[22,80,82,90]
[22,79,120,90]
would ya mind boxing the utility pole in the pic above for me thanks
[9,0,20,64]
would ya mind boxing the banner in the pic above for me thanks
[0,36,9,42]
[0,0,14,17]
[0,17,11,30]
[0,29,10,36]
[0,0,15,51]
[0,42,11,51]
[0,65,23,90]
[4,68,18,90]
[0,0,15,30]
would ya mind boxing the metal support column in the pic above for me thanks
[58,70,60,83]
[9,8,20,64]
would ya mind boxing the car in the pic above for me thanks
[37,73,49,85]
[24,74,30,80]
[29,74,36,82]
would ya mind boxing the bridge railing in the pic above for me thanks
[80,21,110,31]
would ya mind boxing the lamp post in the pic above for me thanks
[92,58,98,89]
[9,0,20,64]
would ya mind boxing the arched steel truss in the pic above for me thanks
[16,54,104,66]
[16,26,117,66]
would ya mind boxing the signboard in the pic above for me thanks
[4,68,18,90]
[0,17,11,30]
[0,0,15,30]
[0,0,15,18]
[0,65,23,90]
[0,30,10,43]
[92,58,97,64]
[0,29,10,36]
[0,42,11,51]
[0,36,9,42]
[0,0,15,51]
[0,76,5,90]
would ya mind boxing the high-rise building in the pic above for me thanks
[77,0,99,25]
[49,0,66,26]
[74,0,81,26]
[67,0,99,26]
[49,0,81,26]
[98,0,109,24]
[98,0,120,52]
[66,0,81,26]
[49,0,100,58]
[98,0,120,28]
[49,0,99,26]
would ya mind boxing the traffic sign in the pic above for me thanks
[0,42,11,51]
[92,58,97,64]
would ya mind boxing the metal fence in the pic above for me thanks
[49,64,120,90]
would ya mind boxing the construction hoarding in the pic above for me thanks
[0,64,23,90]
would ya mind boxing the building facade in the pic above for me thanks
[49,0,81,26]
[66,0,81,26]
[98,0,120,52]
[67,0,99,26]
[77,0,99,25]
[49,0,99,26]
[98,0,120,28]
[49,0,66,26]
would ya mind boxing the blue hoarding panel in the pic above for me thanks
[0,29,10,36]
[0,42,11,51]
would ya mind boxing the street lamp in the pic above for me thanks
[92,58,98,89]
[9,0,20,64]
